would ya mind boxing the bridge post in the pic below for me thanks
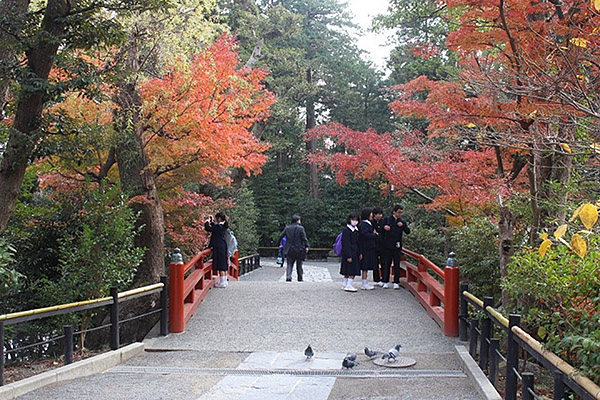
[443,252,459,337]
[64,325,73,365]
[169,248,185,333]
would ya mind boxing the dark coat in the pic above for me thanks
[358,220,378,252]
[205,221,229,271]
[278,222,309,258]
[340,226,360,276]
[381,215,410,250]
[373,218,385,251]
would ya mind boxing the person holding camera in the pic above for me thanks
[205,212,229,288]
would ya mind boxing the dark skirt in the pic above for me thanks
[212,246,228,271]
[340,254,361,276]
[360,249,378,271]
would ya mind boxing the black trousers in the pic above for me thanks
[373,251,382,282]
[381,249,402,284]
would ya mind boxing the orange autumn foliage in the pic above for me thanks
[141,34,275,188]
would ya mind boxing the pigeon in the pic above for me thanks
[382,344,402,362]
[342,357,359,369]
[304,344,314,360]
[364,347,382,358]
[345,353,357,361]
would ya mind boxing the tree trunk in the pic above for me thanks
[305,67,319,200]
[0,0,70,234]
[0,0,30,112]
[112,34,165,342]
[528,138,554,244]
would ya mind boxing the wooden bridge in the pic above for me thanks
[1,248,599,400]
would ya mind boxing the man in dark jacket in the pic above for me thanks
[381,205,410,289]
[278,215,310,282]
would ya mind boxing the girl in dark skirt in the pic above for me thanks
[205,212,229,288]
[358,208,377,290]
[340,212,361,292]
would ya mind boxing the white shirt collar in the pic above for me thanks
[347,224,358,231]
[363,219,372,225]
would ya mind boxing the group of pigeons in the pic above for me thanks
[304,344,402,369]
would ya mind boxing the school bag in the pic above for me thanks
[332,232,343,257]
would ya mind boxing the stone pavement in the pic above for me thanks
[15,260,482,400]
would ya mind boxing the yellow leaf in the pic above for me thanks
[539,239,552,257]
[576,75,589,83]
[527,110,538,118]
[570,204,585,222]
[579,203,598,229]
[538,326,547,339]
[570,37,588,48]
[540,232,549,240]
[591,143,600,154]
[554,224,568,240]
[571,234,587,258]
[466,123,476,128]
[582,60,592,67]
[595,0,600,11]
[559,143,573,153]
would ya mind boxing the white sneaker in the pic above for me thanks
[393,283,400,290]
[344,286,358,292]
[375,282,384,287]
[382,283,389,289]
[361,284,374,290]
[214,282,227,288]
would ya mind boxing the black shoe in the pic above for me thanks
[298,279,303,282]
[286,279,292,282]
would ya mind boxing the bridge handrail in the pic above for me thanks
[0,280,167,386]
[169,248,245,333]
[398,248,459,337]
[460,287,600,400]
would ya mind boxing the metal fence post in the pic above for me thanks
[459,282,469,341]
[160,275,168,336]
[553,371,566,400]
[64,325,73,365]
[469,318,479,357]
[110,287,120,350]
[505,314,521,400]
[489,338,500,388]
[0,321,4,386]
[522,372,535,400]
[479,297,493,370]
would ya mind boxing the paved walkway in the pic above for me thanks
[16,260,480,400]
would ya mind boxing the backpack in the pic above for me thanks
[332,232,343,257]
[226,229,238,256]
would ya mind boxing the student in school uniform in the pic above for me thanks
[372,207,385,287]
[340,212,361,292]
[381,205,411,289]
[358,208,377,290]
[205,212,229,288]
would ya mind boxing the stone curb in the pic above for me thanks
[0,342,144,400]
[455,345,502,400]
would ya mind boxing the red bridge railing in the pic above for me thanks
[169,249,239,333]
[400,249,459,337]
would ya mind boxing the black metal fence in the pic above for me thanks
[459,283,600,400]
[0,277,168,386]
[238,254,260,275]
